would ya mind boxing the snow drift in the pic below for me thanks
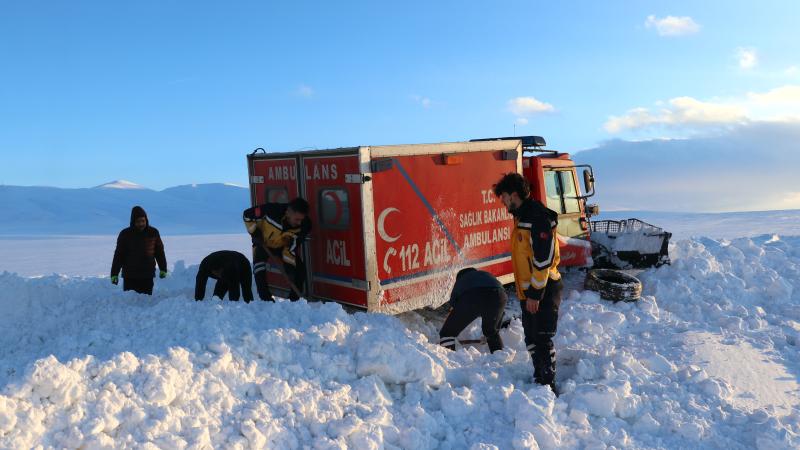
[1,236,799,448]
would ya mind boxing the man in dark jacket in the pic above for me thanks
[439,267,508,353]
[243,197,311,301]
[110,206,168,295]
[195,251,254,302]
[494,172,563,392]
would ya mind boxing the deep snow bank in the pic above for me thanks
[1,236,799,449]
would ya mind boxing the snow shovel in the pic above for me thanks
[261,244,304,300]
[456,314,519,345]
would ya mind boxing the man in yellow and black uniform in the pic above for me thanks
[243,197,311,301]
[494,173,563,392]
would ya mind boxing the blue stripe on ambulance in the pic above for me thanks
[380,252,511,286]
[392,158,463,257]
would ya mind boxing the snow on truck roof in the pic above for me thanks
[247,139,523,159]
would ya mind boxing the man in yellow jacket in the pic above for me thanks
[243,197,311,301]
[494,173,563,392]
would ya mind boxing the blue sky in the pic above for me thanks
[1,1,799,200]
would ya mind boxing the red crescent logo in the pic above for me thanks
[324,191,344,224]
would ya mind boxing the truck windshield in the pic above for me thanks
[544,169,585,238]
[559,171,581,213]
[544,171,562,212]
[544,170,580,214]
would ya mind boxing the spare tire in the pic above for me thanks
[584,269,642,302]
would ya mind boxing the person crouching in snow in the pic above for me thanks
[243,197,311,301]
[439,268,508,353]
[195,251,254,302]
[110,206,168,295]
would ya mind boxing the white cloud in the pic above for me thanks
[645,15,700,37]
[747,85,800,105]
[737,47,758,70]
[604,85,800,134]
[297,84,314,98]
[785,66,800,77]
[507,96,554,116]
[411,95,432,109]
[605,98,747,133]
[775,192,800,210]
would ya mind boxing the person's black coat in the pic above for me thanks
[449,269,503,307]
[111,206,167,279]
[195,251,254,301]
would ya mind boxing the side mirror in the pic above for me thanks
[586,203,600,218]
[583,169,595,196]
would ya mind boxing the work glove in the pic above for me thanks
[159,270,168,279]
[280,233,294,247]
[111,275,119,285]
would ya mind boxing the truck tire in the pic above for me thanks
[584,269,642,302]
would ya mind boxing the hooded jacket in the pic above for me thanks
[111,206,167,278]
[510,198,561,301]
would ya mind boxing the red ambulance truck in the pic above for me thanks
[246,137,595,314]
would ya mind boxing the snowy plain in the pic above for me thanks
[2,210,798,278]
[0,234,252,278]
[598,209,800,241]
[1,217,799,448]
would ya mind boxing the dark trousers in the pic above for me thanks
[439,287,507,353]
[212,281,244,301]
[212,270,254,302]
[252,246,306,301]
[241,263,254,301]
[521,279,563,386]
[123,277,154,295]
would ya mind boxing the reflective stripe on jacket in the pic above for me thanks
[243,203,311,266]
[510,199,561,301]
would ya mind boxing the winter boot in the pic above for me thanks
[439,336,457,351]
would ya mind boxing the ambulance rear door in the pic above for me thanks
[248,153,301,294]
[300,152,368,308]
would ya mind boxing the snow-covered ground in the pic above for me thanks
[0,234,252,277]
[3,210,797,278]
[1,233,799,448]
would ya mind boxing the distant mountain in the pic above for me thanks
[0,183,251,235]
[93,180,150,190]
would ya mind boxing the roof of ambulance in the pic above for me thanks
[247,139,524,159]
